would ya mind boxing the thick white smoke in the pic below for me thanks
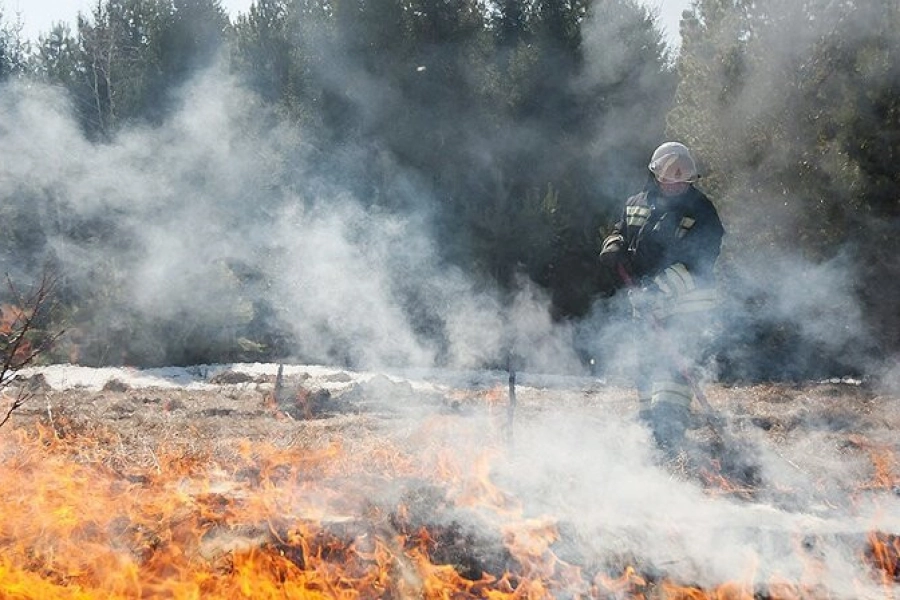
[493,407,899,597]
[0,68,588,372]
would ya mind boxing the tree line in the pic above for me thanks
[0,0,897,380]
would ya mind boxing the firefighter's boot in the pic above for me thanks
[649,401,690,455]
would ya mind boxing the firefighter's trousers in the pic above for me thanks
[633,313,710,452]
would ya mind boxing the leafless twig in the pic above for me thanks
[0,271,65,430]
[0,394,26,429]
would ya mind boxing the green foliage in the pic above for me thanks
[229,0,305,108]
[0,8,28,80]
[670,0,900,368]
[30,24,79,85]
[25,0,228,136]
[493,0,530,48]
[162,0,229,79]
[671,0,899,257]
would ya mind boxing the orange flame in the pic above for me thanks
[0,416,898,599]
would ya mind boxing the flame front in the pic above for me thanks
[1,405,898,599]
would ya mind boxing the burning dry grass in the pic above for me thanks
[0,368,898,598]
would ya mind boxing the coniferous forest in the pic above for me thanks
[0,0,898,383]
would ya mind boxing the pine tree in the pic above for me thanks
[0,8,28,81]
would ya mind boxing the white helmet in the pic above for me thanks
[648,142,698,183]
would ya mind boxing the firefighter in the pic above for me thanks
[599,142,724,455]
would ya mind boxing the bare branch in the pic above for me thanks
[0,389,29,430]
[0,270,65,430]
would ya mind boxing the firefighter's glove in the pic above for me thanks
[599,247,622,270]
[598,235,627,294]
[599,234,625,269]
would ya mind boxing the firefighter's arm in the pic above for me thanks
[646,200,724,317]
[648,263,718,319]
[599,204,628,269]
[596,216,630,295]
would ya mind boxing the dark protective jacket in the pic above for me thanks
[603,182,724,288]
